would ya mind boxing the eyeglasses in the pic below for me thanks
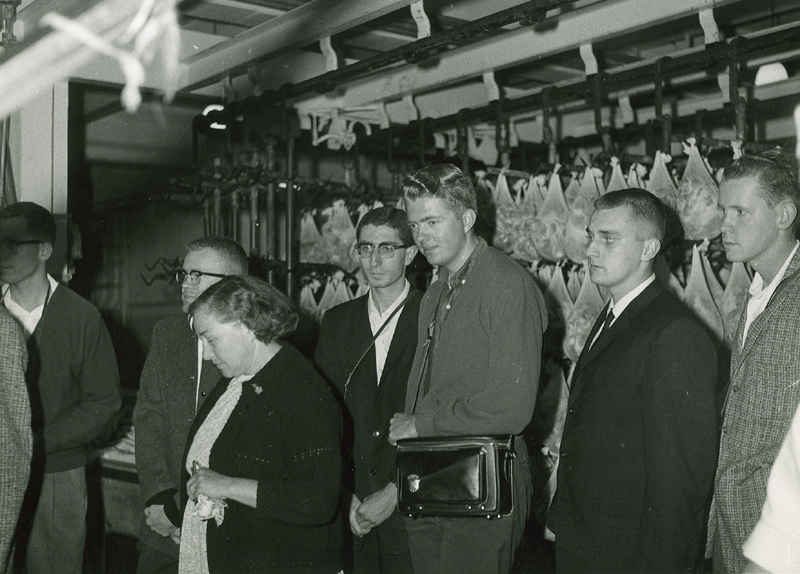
[175,269,227,285]
[0,239,43,255]
[354,243,411,259]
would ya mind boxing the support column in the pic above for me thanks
[8,81,69,214]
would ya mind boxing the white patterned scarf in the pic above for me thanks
[178,375,251,574]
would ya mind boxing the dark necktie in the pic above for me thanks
[602,308,615,332]
[590,308,615,349]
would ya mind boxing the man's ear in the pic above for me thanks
[461,208,477,234]
[404,244,419,266]
[641,237,661,263]
[39,242,53,262]
[776,200,798,232]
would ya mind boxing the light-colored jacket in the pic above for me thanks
[707,247,800,573]
[0,306,32,573]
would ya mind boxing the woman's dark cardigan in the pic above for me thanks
[181,344,343,573]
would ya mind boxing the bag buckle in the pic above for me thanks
[408,474,420,493]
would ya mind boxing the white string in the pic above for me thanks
[40,0,178,112]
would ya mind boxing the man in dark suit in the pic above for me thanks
[551,189,718,573]
[133,236,248,574]
[315,206,420,574]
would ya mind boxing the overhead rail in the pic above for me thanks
[361,20,800,145]
[192,0,583,132]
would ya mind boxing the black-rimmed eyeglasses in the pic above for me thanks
[354,243,411,259]
[175,269,227,285]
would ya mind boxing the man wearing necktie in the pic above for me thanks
[550,188,718,573]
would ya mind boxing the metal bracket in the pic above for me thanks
[410,1,431,39]
[403,93,420,122]
[618,93,635,125]
[320,36,338,72]
[483,70,500,102]
[698,9,720,45]
[580,43,598,77]
[699,9,730,103]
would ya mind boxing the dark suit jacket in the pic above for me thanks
[314,290,421,555]
[551,280,718,573]
[133,315,221,556]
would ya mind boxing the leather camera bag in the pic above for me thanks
[395,435,514,519]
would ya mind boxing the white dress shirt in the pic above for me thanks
[2,274,59,339]
[741,241,800,346]
[367,280,410,385]
[589,274,655,348]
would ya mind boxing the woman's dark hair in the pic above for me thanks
[189,275,298,343]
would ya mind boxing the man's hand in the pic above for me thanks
[389,413,418,445]
[355,483,397,531]
[144,504,178,538]
[348,494,371,537]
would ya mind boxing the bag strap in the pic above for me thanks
[343,290,416,401]
[410,287,447,414]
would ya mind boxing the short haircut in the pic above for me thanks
[188,275,298,343]
[0,201,57,246]
[594,188,667,243]
[722,149,800,209]
[186,236,249,274]
[356,207,413,246]
[403,164,478,215]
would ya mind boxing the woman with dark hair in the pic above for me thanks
[178,275,342,574]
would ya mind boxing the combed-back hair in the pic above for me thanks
[403,164,478,215]
[594,188,667,243]
[187,236,249,274]
[0,201,57,246]
[189,275,298,343]
[722,149,800,209]
[356,206,414,246]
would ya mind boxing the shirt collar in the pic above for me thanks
[749,240,800,299]
[2,274,58,309]
[368,279,410,319]
[609,274,655,318]
[439,237,487,290]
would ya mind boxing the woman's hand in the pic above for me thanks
[187,468,234,501]
[187,466,259,508]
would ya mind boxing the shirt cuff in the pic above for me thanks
[145,488,181,528]
[743,519,800,573]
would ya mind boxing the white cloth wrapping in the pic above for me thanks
[178,375,251,574]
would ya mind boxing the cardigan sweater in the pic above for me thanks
[182,344,343,573]
[25,284,121,472]
[404,244,548,439]
[133,315,222,557]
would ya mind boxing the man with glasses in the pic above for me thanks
[315,207,420,574]
[0,202,120,574]
[133,235,248,574]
